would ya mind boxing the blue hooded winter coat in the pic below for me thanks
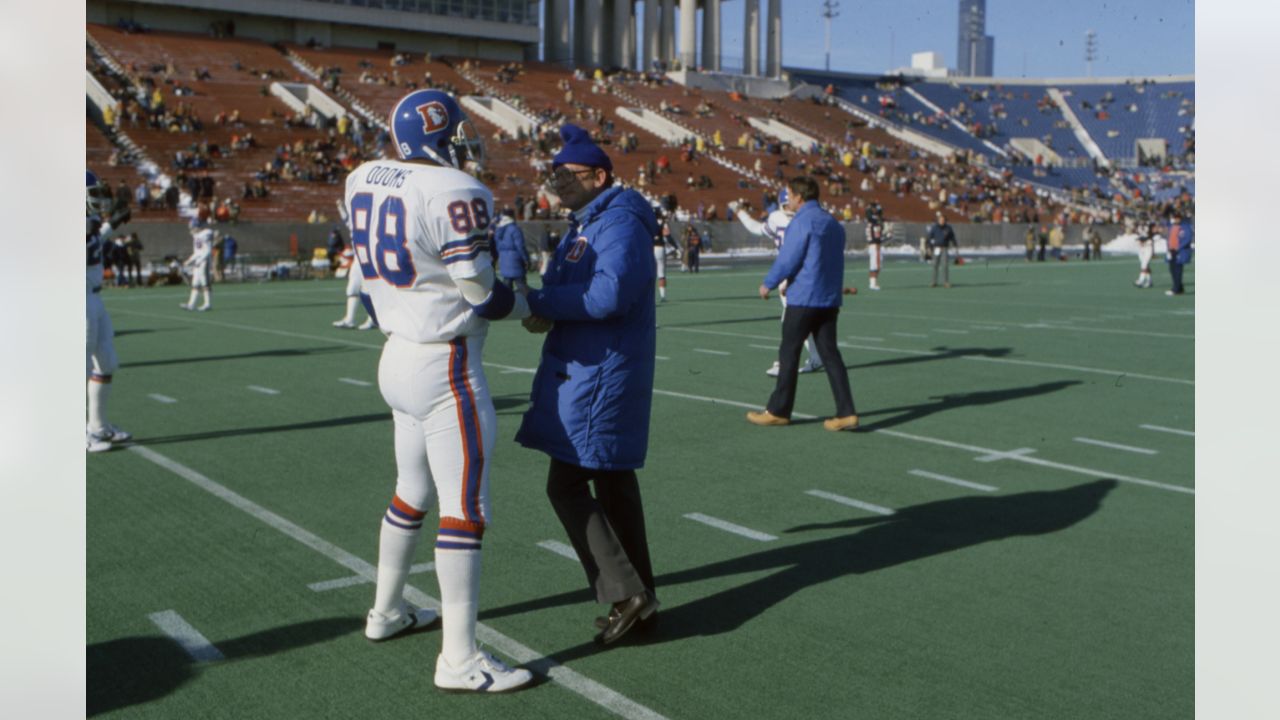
[493,216,530,279]
[515,186,658,470]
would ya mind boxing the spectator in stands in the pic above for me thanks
[134,180,149,211]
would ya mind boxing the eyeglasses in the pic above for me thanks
[551,167,599,183]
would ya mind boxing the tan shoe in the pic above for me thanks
[823,415,859,432]
[746,410,790,426]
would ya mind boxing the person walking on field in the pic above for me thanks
[746,175,860,432]
[927,212,957,288]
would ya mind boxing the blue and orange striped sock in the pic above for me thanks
[372,494,425,616]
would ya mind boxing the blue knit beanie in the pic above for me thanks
[552,124,613,172]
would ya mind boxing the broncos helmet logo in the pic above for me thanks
[417,102,449,134]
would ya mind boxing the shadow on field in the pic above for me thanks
[87,617,360,716]
[122,345,352,368]
[658,315,782,328]
[135,396,528,444]
[845,345,1013,372]
[851,380,1081,431]
[483,480,1115,665]
[134,413,389,445]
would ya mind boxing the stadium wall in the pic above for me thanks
[122,221,1125,266]
[87,0,532,60]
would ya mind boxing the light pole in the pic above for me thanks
[821,0,839,72]
[1084,29,1098,77]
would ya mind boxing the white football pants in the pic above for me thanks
[377,333,494,525]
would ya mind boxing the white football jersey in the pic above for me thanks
[736,208,792,249]
[86,216,107,291]
[190,228,215,265]
[344,159,494,344]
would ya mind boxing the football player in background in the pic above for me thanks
[1134,215,1159,289]
[180,217,215,311]
[731,191,822,376]
[346,89,533,693]
[332,245,377,330]
[86,171,132,453]
[865,200,884,291]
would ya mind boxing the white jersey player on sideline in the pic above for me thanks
[332,246,377,329]
[731,190,822,376]
[332,199,377,329]
[347,89,533,693]
[1133,216,1162,289]
[86,171,132,452]
[180,217,216,311]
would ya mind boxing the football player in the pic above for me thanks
[86,171,132,452]
[346,89,532,693]
[1134,215,1159,289]
[180,217,215,311]
[865,200,884,291]
[731,191,822,376]
[332,245,377,330]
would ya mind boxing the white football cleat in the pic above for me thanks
[358,318,376,330]
[765,362,780,377]
[178,303,193,311]
[197,305,210,312]
[332,320,356,329]
[365,604,440,642]
[86,430,113,453]
[799,362,824,374]
[434,650,533,693]
[95,424,132,443]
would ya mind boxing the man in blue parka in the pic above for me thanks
[493,207,531,292]
[515,124,660,646]
[1164,208,1194,296]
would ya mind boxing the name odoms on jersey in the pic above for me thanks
[345,160,496,344]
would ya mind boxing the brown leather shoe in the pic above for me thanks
[823,415,859,432]
[746,410,790,426]
[595,591,660,645]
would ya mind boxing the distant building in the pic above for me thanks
[956,0,995,77]
[888,51,951,78]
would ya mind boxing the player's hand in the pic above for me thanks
[758,284,771,300]
[523,315,552,333]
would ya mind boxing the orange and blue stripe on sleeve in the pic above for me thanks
[447,338,485,524]
[441,239,483,265]
[384,494,426,531]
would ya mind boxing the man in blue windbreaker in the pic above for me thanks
[493,207,531,292]
[746,175,860,432]
[515,124,660,646]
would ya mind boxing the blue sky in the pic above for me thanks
[620,0,1194,79]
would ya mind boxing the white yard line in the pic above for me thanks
[308,562,434,593]
[890,332,928,338]
[933,329,970,335]
[147,610,225,662]
[148,393,178,404]
[693,348,731,356]
[969,325,1003,331]
[655,355,670,361]
[749,344,778,351]
[907,469,997,492]
[1073,437,1159,455]
[247,385,281,395]
[536,540,580,561]
[1140,424,1195,438]
[127,446,668,720]
[338,377,372,387]
[682,513,777,541]
[804,490,895,515]
[845,335,884,342]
